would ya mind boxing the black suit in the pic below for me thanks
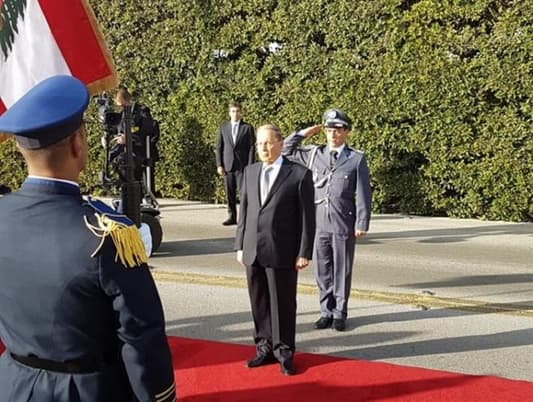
[216,120,255,220]
[235,157,315,359]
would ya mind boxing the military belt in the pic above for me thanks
[10,352,101,374]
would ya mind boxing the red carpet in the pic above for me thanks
[168,337,533,401]
[2,337,533,401]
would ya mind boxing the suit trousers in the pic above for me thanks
[246,262,298,361]
[314,231,356,320]
[224,170,243,219]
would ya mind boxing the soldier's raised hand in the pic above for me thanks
[300,124,322,139]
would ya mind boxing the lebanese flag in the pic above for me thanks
[0,0,117,141]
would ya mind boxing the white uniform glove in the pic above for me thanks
[139,222,153,257]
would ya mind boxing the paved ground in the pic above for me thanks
[148,199,533,381]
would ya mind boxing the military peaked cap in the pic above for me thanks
[323,108,352,130]
[0,75,89,149]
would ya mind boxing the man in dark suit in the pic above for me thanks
[235,124,315,376]
[216,101,255,225]
[283,108,372,332]
[0,76,175,401]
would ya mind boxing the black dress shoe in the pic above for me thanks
[222,218,237,226]
[313,316,333,329]
[245,353,277,368]
[280,359,296,376]
[332,318,346,332]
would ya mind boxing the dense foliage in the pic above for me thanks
[1,0,531,221]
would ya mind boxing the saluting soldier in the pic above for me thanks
[283,109,372,332]
[0,76,176,401]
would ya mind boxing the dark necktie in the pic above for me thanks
[330,150,338,169]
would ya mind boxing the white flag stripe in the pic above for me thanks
[0,0,71,108]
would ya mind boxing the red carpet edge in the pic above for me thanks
[1,337,532,401]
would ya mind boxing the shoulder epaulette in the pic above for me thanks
[83,197,148,268]
[346,145,364,154]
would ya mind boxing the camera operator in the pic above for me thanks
[111,87,159,197]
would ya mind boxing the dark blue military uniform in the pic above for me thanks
[0,76,175,401]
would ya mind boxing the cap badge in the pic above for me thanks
[326,110,337,119]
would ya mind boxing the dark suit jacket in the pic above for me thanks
[215,121,255,172]
[235,158,315,269]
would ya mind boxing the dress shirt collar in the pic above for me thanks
[28,175,79,188]
[262,155,283,171]
[328,144,346,155]
[22,176,81,197]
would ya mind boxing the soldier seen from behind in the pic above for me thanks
[0,75,176,401]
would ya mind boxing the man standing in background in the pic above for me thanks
[216,101,255,225]
[283,108,372,332]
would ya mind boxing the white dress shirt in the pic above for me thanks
[261,155,283,193]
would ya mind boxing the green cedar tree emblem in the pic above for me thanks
[0,0,27,61]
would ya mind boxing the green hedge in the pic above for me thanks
[1,0,531,221]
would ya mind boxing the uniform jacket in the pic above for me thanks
[215,121,255,172]
[0,178,175,402]
[283,132,371,235]
[235,158,315,269]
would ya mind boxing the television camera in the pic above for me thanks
[95,93,162,254]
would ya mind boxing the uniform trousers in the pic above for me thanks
[314,231,356,320]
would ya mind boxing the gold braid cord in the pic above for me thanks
[84,213,148,268]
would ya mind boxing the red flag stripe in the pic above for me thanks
[0,99,9,142]
[38,0,116,94]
